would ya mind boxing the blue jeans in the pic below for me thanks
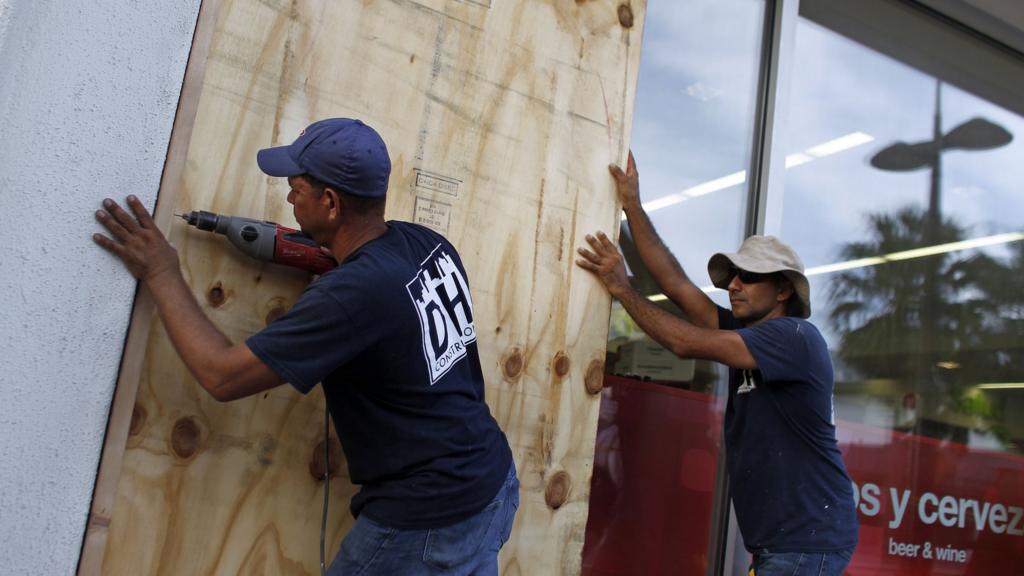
[327,465,519,576]
[750,549,853,576]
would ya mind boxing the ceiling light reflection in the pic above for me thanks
[643,231,1024,299]
[804,132,875,157]
[804,232,1024,276]
[632,131,876,219]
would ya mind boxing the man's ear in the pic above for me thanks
[322,187,341,220]
[776,277,795,303]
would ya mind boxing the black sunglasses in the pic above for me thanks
[729,266,773,284]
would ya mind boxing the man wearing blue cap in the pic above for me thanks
[93,118,518,575]
[575,153,857,575]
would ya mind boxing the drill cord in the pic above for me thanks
[320,400,330,576]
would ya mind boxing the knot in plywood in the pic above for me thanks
[617,3,634,28]
[584,358,605,395]
[170,417,201,459]
[553,352,570,379]
[263,296,289,326]
[206,281,228,308]
[545,470,572,509]
[502,348,525,382]
[309,437,342,481]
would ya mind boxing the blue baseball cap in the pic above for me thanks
[257,118,391,198]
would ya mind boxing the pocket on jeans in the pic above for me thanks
[422,499,502,570]
[331,516,395,575]
[500,476,520,545]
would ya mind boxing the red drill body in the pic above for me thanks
[179,210,337,275]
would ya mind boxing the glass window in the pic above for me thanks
[582,1,766,574]
[771,1,1024,573]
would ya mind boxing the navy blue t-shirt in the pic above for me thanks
[719,307,858,553]
[247,221,513,529]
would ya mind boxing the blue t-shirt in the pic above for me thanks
[247,221,513,529]
[719,307,858,553]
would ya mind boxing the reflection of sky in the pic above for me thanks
[777,18,1024,344]
[625,3,1022,335]
[628,0,765,307]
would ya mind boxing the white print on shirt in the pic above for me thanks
[406,244,477,385]
[737,370,757,394]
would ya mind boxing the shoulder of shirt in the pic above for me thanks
[306,247,387,293]
[751,316,820,337]
[311,221,442,283]
[762,316,826,345]
[297,266,381,319]
[343,221,434,262]
[388,219,443,238]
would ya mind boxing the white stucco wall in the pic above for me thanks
[0,0,200,573]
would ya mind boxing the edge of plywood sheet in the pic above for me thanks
[89,1,647,574]
[77,1,223,573]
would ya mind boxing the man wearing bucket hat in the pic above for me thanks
[92,118,517,575]
[576,152,857,576]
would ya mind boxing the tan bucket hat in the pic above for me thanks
[707,235,811,318]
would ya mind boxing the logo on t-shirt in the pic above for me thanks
[737,369,757,394]
[406,244,477,384]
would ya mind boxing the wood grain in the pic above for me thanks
[98,0,644,574]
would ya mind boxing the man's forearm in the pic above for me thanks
[622,200,690,285]
[144,270,235,387]
[91,196,276,400]
[610,282,704,359]
[622,200,718,328]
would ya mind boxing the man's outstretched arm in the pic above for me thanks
[610,152,719,329]
[93,196,284,401]
[576,231,755,369]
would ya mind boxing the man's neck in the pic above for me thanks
[328,218,388,263]
[740,306,788,328]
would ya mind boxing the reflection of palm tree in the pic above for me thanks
[964,240,1024,386]
[831,206,962,376]
[828,206,1020,442]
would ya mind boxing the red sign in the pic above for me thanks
[841,423,1024,575]
[583,376,1024,576]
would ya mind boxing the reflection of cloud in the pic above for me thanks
[631,0,766,188]
[684,82,724,102]
[950,186,984,197]
[789,19,938,150]
[625,0,769,295]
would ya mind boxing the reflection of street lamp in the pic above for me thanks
[869,79,1012,436]
[870,80,1012,239]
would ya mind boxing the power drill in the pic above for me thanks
[177,210,337,275]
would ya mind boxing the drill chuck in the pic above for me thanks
[180,210,228,233]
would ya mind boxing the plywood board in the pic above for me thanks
[97,0,644,574]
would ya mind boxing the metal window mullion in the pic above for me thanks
[748,0,800,238]
[708,2,802,575]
